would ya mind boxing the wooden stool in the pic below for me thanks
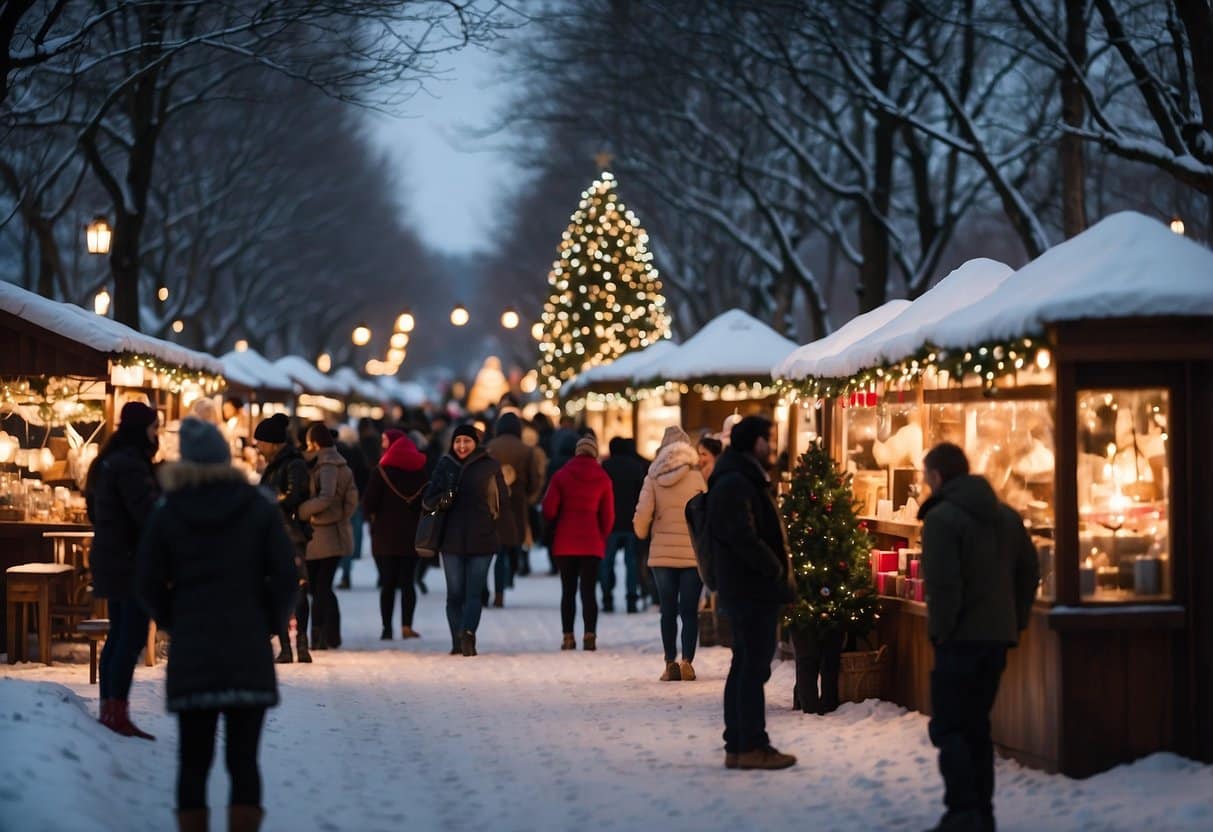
[77,619,110,684]
[5,563,75,665]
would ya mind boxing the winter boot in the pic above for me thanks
[660,661,681,681]
[492,592,504,608]
[460,630,477,657]
[450,633,462,655]
[400,626,421,639]
[602,595,615,613]
[174,808,208,832]
[736,746,797,770]
[625,595,638,614]
[583,633,596,651]
[109,699,155,741]
[274,633,293,664]
[228,804,265,832]
[295,634,312,663]
[561,633,576,651]
[678,660,696,681]
[380,626,392,641]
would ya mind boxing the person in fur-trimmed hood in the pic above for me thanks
[136,418,298,832]
[634,426,707,681]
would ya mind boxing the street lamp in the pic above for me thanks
[450,304,469,327]
[93,289,111,316]
[85,216,111,255]
[1170,216,1185,235]
[395,311,415,333]
[352,323,372,346]
[316,352,332,373]
[501,307,520,329]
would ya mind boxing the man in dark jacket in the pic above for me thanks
[486,412,543,607]
[600,436,649,613]
[918,443,1039,832]
[254,413,312,664]
[706,415,797,771]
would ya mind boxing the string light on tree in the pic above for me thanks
[535,170,671,395]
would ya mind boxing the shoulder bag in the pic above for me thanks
[414,462,466,558]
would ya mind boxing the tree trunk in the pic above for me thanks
[110,210,144,328]
[32,216,63,299]
[1061,0,1088,238]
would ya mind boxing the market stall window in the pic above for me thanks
[842,395,922,521]
[1076,388,1170,601]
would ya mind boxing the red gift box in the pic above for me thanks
[913,579,925,602]
[872,549,899,574]
[876,572,897,595]
[909,559,921,579]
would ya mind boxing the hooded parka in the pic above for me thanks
[633,439,706,569]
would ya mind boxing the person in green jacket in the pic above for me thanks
[918,442,1039,832]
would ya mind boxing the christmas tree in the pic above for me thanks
[535,171,671,395]
[780,442,878,638]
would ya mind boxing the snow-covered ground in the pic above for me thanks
[3,553,1211,832]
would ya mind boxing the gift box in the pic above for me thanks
[894,575,906,598]
[872,549,899,574]
[909,559,920,579]
[876,572,898,596]
[912,579,925,602]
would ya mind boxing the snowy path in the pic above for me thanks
[3,555,1212,832]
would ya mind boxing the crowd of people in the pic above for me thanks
[79,390,1036,832]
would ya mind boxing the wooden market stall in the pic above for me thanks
[776,213,1213,776]
[272,356,348,426]
[0,281,224,647]
[333,367,386,422]
[635,309,799,460]
[562,340,679,453]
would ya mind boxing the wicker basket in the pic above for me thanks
[838,644,891,702]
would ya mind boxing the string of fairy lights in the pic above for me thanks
[536,171,672,395]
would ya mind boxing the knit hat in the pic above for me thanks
[729,415,773,454]
[383,428,406,447]
[178,417,230,464]
[659,426,690,450]
[253,412,290,444]
[575,435,599,458]
[118,401,157,432]
[495,411,522,438]
[381,435,427,472]
[450,424,480,452]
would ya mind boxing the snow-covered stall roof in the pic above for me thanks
[219,348,297,395]
[774,300,911,381]
[565,340,679,393]
[332,367,385,404]
[272,356,348,397]
[931,212,1213,349]
[811,259,1013,379]
[0,280,223,374]
[376,377,430,407]
[637,310,798,384]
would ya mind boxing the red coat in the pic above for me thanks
[542,455,615,558]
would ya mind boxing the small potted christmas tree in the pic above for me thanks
[780,441,879,713]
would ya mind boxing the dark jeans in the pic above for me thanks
[557,555,599,635]
[494,544,522,594]
[653,566,702,662]
[276,548,308,649]
[375,554,419,629]
[306,556,342,648]
[99,597,150,700]
[443,553,493,635]
[791,628,844,714]
[338,507,365,583]
[929,642,1008,816]
[177,707,266,810]
[600,532,640,603]
[720,600,780,753]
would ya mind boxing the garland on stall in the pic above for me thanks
[779,334,1052,399]
[111,353,226,394]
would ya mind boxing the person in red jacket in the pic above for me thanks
[543,434,614,651]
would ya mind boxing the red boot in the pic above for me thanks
[109,699,156,741]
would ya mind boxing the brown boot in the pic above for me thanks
[460,630,477,657]
[400,626,421,639]
[175,807,208,832]
[492,592,504,608]
[724,752,739,769]
[660,661,681,681]
[736,746,797,770]
[561,633,576,650]
[108,699,155,741]
[679,660,696,681]
[228,805,264,832]
[583,633,596,651]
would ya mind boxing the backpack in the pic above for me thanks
[685,491,717,591]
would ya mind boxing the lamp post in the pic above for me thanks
[85,216,111,255]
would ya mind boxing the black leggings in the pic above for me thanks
[177,707,267,810]
[375,554,419,629]
[558,556,599,635]
[307,556,342,647]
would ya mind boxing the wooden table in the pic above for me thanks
[6,562,75,664]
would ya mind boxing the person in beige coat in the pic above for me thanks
[298,424,357,650]
[634,426,707,681]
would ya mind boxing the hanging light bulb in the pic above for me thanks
[1170,216,1185,235]
[450,304,469,327]
[396,311,415,332]
[316,353,332,373]
[352,323,372,346]
[171,319,185,333]
[501,308,520,329]
[390,332,409,349]
[157,286,169,302]
[234,339,249,352]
